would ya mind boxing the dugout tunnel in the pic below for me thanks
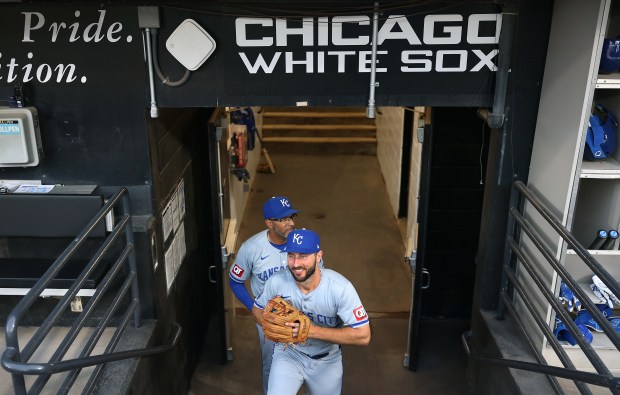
[0,1,553,393]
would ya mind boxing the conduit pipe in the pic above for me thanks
[144,28,159,118]
[478,9,517,129]
[151,29,191,87]
[367,2,380,119]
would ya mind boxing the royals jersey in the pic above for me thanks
[229,230,288,299]
[255,268,369,357]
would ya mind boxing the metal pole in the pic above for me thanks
[215,126,225,231]
[367,2,379,119]
[144,28,159,118]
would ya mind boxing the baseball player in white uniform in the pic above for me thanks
[253,229,371,395]
[229,196,300,394]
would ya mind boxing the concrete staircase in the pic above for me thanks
[260,107,377,155]
[0,321,155,395]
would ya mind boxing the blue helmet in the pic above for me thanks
[585,104,618,161]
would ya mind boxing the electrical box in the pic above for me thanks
[166,19,216,71]
[0,107,42,167]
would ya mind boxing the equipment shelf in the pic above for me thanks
[580,157,620,178]
[596,72,620,89]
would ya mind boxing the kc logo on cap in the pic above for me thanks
[285,229,320,254]
[263,196,300,219]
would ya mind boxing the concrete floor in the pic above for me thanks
[189,153,470,395]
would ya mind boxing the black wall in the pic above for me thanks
[0,5,157,317]
[0,6,151,190]
[473,0,555,312]
[421,107,490,319]
[124,107,213,394]
[0,5,214,393]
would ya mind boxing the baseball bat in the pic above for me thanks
[601,229,619,250]
[588,229,608,250]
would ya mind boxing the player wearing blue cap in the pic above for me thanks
[229,196,300,394]
[252,229,371,395]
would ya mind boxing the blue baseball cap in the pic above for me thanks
[284,229,320,254]
[263,196,300,219]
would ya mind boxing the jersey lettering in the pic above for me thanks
[231,264,244,278]
[257,266,281,281]
[316,314,337,325]
[305,312,337,326]
[353,306,367,321]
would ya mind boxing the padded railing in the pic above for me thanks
[464,180,620,394]
[1,188,180,395]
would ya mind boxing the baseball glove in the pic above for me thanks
[262,296,310,343]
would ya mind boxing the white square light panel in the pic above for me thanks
[166,19,216,71]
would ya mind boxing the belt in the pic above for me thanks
[299,351,329,360]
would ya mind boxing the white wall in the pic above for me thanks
[406,107,425,254]
[227,106,263,236]
[376,107,405,219]
[376,106,425,254]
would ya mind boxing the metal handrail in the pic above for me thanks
[509,181,620,297]
[2,323,181,375]
[1,188,179,394]
[508,210,620,351]
[462,331,620,389]
[479,180,620,394]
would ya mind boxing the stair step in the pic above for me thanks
[262,137,377,143]
[263,124,376,131]
[0,321,155,395]
[259,106,377,155]
[264,111,367,118]
[262,117,375,126]
[0,326,116,394]
[262,106,366,113]
[266,129,376,138]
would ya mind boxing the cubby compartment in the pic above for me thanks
[592,89,620,125]
[556,251,620,355]
[564,251,620,299]
[580,90,620,177]
[570,178,620,249]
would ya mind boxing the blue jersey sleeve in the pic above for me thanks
[229,277,254,311]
